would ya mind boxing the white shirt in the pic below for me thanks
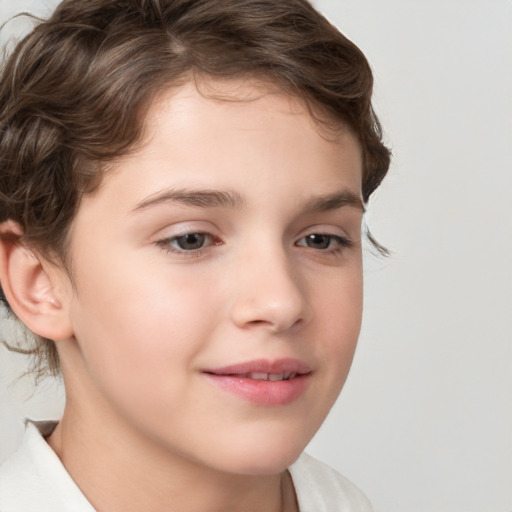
[0,422,372,512]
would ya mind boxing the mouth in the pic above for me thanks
[225,371,300,381]
[204,358,312,377]
[203,358,312,406]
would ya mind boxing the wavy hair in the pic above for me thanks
[0,0,391,378]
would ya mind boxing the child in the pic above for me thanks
[0,0,390,510]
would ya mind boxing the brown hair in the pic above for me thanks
[0,0,391,378]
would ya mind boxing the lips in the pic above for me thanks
[203,358,312,406]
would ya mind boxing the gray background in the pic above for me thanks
[1,1,511,511]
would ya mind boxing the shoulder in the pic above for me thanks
[0,421,95,512]
[289,452,373,512]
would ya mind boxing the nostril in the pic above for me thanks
[244,316,304,332]
[244,319,272,329]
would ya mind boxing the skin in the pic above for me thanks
[3,80,364,512]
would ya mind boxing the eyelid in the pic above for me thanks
[151,220,218,240]
[297,223,351,239]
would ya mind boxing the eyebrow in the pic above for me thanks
[304,190,365,213]
[132,187,364,213]
[132,188,245,211]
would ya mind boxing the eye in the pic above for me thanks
[296,233,352,251]
[173,233,209,250]
[157,232,219,253]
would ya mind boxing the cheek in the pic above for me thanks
[68,257,221,398]
[314,264,363,379]
[318,258,363,327]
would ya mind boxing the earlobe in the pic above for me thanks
[0,220,74,341]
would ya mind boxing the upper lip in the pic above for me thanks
[203,358,312,376]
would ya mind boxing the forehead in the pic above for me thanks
[82,78,362,214]
[140,76,357,150]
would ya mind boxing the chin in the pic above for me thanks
[222,453,302,476]
[209,430,310,476]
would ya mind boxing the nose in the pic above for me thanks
[229,248,312,333]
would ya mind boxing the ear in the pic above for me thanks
[0,220,74,341]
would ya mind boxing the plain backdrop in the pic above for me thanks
[0,1,511,511]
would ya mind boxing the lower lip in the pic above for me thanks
[204,373,311,406]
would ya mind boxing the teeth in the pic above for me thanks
[249,372,268,380]
[244,372,296,381]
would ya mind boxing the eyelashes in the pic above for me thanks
[155,231,353,257]
[163,233,218,251]
[155,232,221,257]
[296,233,353,252]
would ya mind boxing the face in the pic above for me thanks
[59,80,364,475]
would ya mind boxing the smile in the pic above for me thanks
[203,359,312,406]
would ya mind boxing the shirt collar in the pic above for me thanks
[0,421,96,512]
